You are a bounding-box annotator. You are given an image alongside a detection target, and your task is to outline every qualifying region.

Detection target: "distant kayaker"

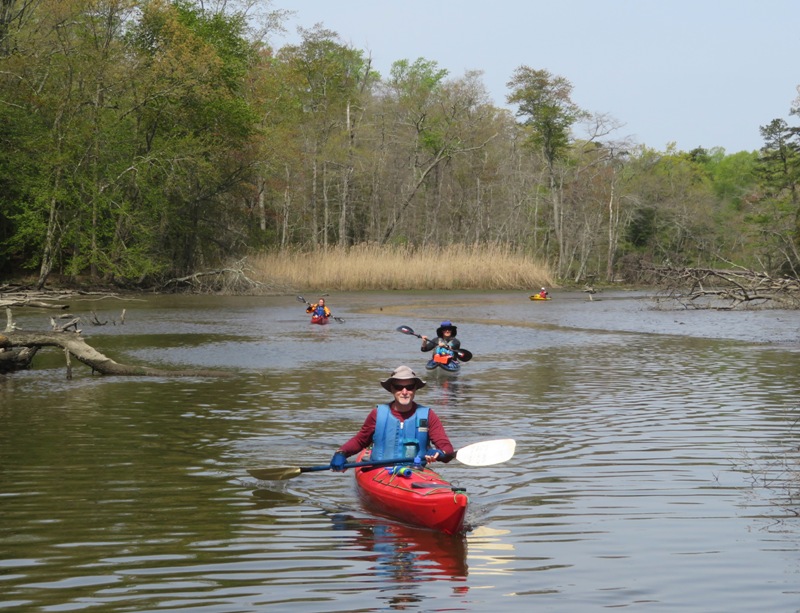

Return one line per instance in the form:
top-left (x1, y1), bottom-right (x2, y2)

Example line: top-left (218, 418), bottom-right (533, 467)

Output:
top-left (306, 298), bottom-right (332, 319)
top-left (329, 365), bottom-right (455, 471)
top-left (537, 287), bottom-right (549, 299)
top-left (420, 320), bottom-right (461, 370)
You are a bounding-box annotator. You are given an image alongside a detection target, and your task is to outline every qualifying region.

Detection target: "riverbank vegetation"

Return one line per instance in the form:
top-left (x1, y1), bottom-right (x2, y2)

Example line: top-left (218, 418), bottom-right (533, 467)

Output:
top-left (2, 1), bottom-right (800, 296)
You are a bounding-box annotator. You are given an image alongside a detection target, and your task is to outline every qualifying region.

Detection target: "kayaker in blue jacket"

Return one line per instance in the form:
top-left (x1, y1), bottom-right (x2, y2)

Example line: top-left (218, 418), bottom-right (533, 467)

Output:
top-left (330, 365), bottom-right (454, 471)
top-left (306, 298), bottom-right (332, 319)
top-left (420, 320), bottom-right (461, 369)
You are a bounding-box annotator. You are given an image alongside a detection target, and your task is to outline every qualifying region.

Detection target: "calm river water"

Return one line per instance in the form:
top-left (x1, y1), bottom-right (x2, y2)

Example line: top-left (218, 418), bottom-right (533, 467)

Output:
top-left (2, 290), bottom-right (800, 612)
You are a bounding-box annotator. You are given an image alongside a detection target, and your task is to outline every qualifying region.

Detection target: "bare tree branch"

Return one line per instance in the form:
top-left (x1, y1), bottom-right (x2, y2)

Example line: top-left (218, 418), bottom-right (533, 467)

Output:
top-left (643, 264), bottom-right (800, 310)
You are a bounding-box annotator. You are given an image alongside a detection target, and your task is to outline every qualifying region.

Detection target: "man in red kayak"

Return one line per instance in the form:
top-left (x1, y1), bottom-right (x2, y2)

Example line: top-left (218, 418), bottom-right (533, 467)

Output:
top-left (306, 298), bottom-right (332, 319)
top-left (330, 365), bottom-right (455, 471)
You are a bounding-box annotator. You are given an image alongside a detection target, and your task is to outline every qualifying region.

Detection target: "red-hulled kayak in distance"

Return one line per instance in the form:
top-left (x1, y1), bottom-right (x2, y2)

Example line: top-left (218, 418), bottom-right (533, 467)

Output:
top-left (354, 450), bottom-right (468, 535)
top-left (310, 314), bottom-right (329, 325)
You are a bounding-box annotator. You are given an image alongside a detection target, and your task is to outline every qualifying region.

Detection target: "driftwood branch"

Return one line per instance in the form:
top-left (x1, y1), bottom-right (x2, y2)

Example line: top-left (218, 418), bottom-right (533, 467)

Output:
top-left (1, 330), bottom-right (233, 377)
top-left (161, 258), bottom-right (265, 294)
top-left (1, 292), bottom-right (228, 377)
top-left (1, 287), bottom-right (134, 328)
top-left (0, 299), bottom-right (69, 309)
top-left (50, 316), bottom-right (81, 332)
top-left (90, 311), bottom-right (107, 325)
top-left (643, 264), bottom-right (800, 310)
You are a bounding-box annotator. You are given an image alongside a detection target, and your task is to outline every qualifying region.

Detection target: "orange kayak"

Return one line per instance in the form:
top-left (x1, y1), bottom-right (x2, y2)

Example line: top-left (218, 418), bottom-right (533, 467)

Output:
top-left (354, 450), bottom-right (468, 535)
top-left (310, 314), bottom-right (329, 325)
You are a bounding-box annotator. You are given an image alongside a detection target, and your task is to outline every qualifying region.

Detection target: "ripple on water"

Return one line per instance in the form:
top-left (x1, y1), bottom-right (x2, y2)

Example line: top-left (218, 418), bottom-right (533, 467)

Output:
top-left (2, 293), bottom-right (800, 612)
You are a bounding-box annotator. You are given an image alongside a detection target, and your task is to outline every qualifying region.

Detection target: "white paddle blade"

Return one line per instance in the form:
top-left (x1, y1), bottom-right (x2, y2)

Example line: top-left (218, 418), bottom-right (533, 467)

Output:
top-left (455, 439), bottom-right (516, 466)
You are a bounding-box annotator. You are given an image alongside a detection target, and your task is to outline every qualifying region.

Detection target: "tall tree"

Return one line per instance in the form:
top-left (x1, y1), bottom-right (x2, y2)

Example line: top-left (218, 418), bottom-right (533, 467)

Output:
top-left (243, 46), bottom-right (305, 247)
top-left (751, 118), bottom-right (800, 273)
top-left (1, 0), bottom-right (268, 286)
top-left (278, 25), bottom-right (372, 248)
top-left (0, 0), bottom-right (142, 288)
top-left (122, 0), bottom-right (261, 276)
top-left (507, 66), bottom-right (585, 274)
top-left (377, 60), bottom-right (497, 244)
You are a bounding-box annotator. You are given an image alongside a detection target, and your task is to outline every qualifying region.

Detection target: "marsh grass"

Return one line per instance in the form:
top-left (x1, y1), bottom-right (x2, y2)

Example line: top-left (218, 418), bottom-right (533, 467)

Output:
top-left (248, 244), bottom-right (553, 291)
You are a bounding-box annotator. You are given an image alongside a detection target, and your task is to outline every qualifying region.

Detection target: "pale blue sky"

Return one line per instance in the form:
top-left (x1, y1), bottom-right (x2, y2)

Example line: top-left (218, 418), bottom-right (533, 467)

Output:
top-left (273, 1), bottom-right (799, 153)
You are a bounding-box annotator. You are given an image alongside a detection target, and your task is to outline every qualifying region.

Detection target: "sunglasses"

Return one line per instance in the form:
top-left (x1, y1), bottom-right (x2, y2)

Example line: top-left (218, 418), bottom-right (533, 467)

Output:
top-left (391, 383), bottom-right (417, 392)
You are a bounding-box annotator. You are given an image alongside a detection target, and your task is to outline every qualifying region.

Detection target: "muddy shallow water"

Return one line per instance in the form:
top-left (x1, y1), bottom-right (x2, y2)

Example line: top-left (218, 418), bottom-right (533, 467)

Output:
top-left (1, 290), bottom-right (800, 612)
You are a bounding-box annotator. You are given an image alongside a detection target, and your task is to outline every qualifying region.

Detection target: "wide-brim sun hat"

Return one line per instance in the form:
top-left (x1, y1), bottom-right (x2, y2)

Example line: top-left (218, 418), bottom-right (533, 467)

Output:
top-left (436, 320), bottom-right (457, 338)
top-left (380, 365), bottom-right (426, 392)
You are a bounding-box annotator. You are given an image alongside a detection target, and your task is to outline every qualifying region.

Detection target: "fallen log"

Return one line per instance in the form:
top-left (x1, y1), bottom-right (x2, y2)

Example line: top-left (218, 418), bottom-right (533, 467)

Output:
top-left (161, 258), bottom-right (265, 293)
top-left (1, 331), bottom-right (233, 377)
top-left (643, 263), bottom-right (800, 310)
top-left (0, 299), bottom-right (69, 309)
top-left (2, 290), bottom-right (228, 377)
top-left (0, 345), bottom-right (39, 372)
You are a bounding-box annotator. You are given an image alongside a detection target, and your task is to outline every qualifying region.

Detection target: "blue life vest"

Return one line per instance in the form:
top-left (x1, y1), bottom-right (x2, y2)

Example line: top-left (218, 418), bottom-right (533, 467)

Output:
top-left (433, 338), bottom-right (459, 359)
top-left (371, 404), bottom-right (430, 461)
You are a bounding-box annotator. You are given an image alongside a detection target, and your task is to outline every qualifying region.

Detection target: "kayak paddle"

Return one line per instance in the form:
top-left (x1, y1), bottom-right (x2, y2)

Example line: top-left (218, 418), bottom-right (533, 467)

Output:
top-left (297, 294), bottom-right (344, 323)
top-left (396, 325), bottom-right (473, 362)
top-left (247, 438), bottom-right (515, 481)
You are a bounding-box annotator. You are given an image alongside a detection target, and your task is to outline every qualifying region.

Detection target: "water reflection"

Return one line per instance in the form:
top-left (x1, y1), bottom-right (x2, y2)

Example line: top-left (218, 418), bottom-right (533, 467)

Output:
top-left (250, 486), bottom-right (305, 506)
top-left (466, 526), bottom-right (515, 577)
top-left (3, 292), bottom-right (800, 612)
top-left (331, 514), bottom-right (468, 581)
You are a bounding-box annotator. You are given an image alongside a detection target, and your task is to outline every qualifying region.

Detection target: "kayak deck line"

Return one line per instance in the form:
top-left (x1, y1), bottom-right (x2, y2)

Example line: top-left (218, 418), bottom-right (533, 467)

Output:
top-left (411, 482), bottom-right (467, 492)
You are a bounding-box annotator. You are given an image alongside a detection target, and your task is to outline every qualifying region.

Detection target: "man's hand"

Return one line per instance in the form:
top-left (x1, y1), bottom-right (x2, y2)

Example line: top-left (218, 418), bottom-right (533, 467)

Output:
top-left (330, 451), bottom-right (347, 472)
top-left (424, 449), bottom-right (445, 463)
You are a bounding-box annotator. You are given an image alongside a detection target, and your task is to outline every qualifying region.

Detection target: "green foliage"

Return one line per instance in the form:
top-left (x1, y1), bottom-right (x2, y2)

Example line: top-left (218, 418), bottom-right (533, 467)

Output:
top-left (0, 0), bottom-right (269, 284)
top-left (0, 104), bottom-right (42, 272)
top-left (506, 66), bottom-right (585, 165)
top-left (704, 149), bottom-right (759, 208)
top-left (172, 0), bottom-right (253, 89)
top-left (279, 25), bottom-right (369, 116)
top-left (2, 0), bottom-right (800, 287)
top-left (744, 118), bottom-right (800, 273)
top-left (626, 207), bottom-right (657, 248)
top-left (386, 57), bottom-right (453, 158)
top-left (614, 147), bottom-right (721, 268)
top-left (388, 58), bottom-right (449, 102)
top-left (757, 119), bottom-right (800, 196)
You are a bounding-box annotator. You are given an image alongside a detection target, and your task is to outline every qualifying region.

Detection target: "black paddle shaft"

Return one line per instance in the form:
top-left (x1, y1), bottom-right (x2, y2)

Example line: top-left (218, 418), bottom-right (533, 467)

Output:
top-left (396, 325), bottom-right (472, 362)
top-left (299, 295), bottom-right (344, 323)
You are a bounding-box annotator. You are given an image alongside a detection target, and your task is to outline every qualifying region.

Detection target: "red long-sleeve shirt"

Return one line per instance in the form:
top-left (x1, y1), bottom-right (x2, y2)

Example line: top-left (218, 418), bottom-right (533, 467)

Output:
top-left (337, 402), bottom-right (454, 460)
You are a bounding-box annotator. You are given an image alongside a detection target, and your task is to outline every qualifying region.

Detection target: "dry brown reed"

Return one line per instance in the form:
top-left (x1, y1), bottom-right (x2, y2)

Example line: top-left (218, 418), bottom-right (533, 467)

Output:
top-left (248, 244), bottom-right (554, 291)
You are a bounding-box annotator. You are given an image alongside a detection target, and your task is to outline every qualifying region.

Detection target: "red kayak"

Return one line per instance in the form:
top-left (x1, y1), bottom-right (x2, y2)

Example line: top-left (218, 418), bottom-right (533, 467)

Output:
top-left (310, 314), bottom-right (329, 325)
top-left (354, 450), bottom-right (468, 535)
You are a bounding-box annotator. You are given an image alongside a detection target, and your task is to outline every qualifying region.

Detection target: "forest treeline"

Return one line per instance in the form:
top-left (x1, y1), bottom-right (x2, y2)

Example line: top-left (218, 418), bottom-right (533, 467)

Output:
top-left (2, 0), bottom-right (800, 290)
